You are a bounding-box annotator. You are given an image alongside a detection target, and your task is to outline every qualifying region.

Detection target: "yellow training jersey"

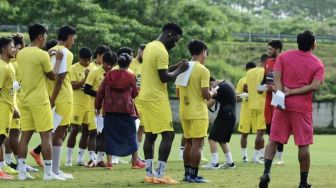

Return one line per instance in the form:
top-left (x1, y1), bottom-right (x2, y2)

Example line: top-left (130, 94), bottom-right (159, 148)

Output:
top-left (138, 41), bottom-right (169, 101)
top-left (17, 47), bottom-right (53, 106)
top-left (129, 58), bottom-right (142, 89)
top-left (112, 65), bottom-right (134, 74)
top-left (177, 62), bottom-right (210, 120)
top-left (85, 66), bottom-right (106, 108)
top-left (70, 62), bottom-right (96, 109)
top-left (245, 67), bottom-right (266, 110)
top-left (0, 60), bottom-right (15, 106)
top-left (48, 45), bottom-right (73, 104)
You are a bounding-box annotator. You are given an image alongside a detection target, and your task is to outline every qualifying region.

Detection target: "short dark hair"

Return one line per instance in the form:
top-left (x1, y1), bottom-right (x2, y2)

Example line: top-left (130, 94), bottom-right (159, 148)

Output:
top-left (268, 40), bottom-right (283, 51)
top-left (118, 53), bottom-right (132, 68)
top-left (245, 61), bottom-right (256, 70)
top-left (139, 44), bottom-right (146, 51)
top-left (28, 23), bottom-right (48, 42)
top-left (58, 25), bottom-right (76, 41)
top-left (45, 39), bottom-right (58, 51)
top-left (94, 45), bottom-right (111, 58)
top-left (188, 40), bottom-right (207, 56)
top-left (117, 47), bottom-right (134, 56)
top-left (260, 54), bottom-right (269, 62)
top-left (102, 51), bottom-right (118, 65)
top-left (12, 35), bottom-right (24, 47)
top-left (297, 30), bottom-right (315, 52)
top-left (79, 47), bottom-right (92, 59)
top-left (162, 22), bottom-right (183, 36)
top-left (210, 76), bottom-right (216, 82)
top-left (0, 37), bottom-right (13, 53)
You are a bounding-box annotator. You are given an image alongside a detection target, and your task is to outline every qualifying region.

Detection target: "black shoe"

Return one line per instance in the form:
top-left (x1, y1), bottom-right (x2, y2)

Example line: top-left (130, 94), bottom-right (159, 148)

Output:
top-left (183, 175), bottom-right (190, 182)
top-left (259, 174), bottom-right (270, 188)
top-left (298, 183), bottom-right (312, 188)
top-left (9, 163), bottom-right (17, 170)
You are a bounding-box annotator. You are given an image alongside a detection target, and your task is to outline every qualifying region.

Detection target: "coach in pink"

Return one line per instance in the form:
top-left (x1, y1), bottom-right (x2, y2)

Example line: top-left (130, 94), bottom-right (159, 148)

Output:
top-left (259, 30), bottom-right (325, 188)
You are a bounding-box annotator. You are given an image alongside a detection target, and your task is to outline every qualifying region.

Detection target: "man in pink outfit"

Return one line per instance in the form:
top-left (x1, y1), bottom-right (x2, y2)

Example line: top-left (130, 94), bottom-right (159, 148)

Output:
top-left (259, 30), bottom-right (325, 188)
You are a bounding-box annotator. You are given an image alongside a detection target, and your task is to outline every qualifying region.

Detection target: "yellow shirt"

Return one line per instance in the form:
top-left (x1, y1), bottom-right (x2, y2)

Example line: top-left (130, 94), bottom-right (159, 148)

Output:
top-left (236, 76), bottom-right (248, 104)
top-left (245, 67), bottom-right (266, 110)
top-left (85, 66), bottom-right (106, 107)
top-left (17, 47), bottom-right (53, 106)
top-left (10, 59), bottom-right (20, 108)
top-left (138, 41), bottom-right (169, 101)
top-left (91, 61), bottom-right (100, 69)
top-left (48, 45), bottom-right (73, 104)
top-left (177, 62), bottom-right (210, 119)
top-left (0, 60), bottom-right (15, 106)
top-left (70, 62), bottom-right (95, 109)
top-left (112, 65), bottom-right (133, 74)
top-left (129, 58), bottom-right (142, 89)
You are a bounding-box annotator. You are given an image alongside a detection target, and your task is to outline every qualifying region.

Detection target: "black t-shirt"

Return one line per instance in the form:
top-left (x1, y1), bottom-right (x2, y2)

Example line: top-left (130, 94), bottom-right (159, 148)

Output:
top-left (212, 80), bottom-right (236, 119)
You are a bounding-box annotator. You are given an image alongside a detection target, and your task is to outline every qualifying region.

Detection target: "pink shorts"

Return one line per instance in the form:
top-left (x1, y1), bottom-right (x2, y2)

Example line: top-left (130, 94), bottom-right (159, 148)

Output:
top-left (270, 109), bottom-right (313, 146)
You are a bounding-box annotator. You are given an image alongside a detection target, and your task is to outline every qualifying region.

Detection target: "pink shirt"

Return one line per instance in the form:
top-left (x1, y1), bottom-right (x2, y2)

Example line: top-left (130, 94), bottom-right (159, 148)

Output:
top-left (274, 50), bottom-right (324, 113)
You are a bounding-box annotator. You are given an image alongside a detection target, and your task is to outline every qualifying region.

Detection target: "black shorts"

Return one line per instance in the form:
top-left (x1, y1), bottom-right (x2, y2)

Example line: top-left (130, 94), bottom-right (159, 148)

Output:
top-left (209, 105), bottom-right (236, 143)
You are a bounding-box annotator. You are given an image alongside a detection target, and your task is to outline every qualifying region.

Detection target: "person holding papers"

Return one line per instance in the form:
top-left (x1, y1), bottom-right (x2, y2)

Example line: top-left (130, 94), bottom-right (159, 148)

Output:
top-left (48, 25), bottom-right (76, 180)
top-left (95, 53), bottom-right (144, 170)
top-left (245, 54), bottom-right (269, 163)
top-left (176, 40), bottom-right (215, 183)
top-left (16, 24), bottom-right (63, 181)
top-left (259, 31), bottom-right (324, 188)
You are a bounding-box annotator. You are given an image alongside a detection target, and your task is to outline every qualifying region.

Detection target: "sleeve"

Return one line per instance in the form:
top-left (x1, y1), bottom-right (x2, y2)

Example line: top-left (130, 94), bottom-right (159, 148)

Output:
top-left (95, 77), bottom-right (106, 110)
top-left (200, 68), bottom-right (210, 88)
top-left (157, 49), bottom-right (169, 70)
top-left (85, 70), bottom-right (95, 86)
top-left (70, 66), bottom-right (77, 82)
top-left (274, 55), bottom-right (283, 73)
top-left (41, 52), bottom-right (53, 73)
top-left (66, 52), bottom-right (73, 73)
top-left (0, 66), bottom-right (8, 88)
top-left (131, 75), bottom-right (138, 98)
top-left (313, 62), bottom-right (325, 81)
top-left (84, 84), bottom-right (97, 97)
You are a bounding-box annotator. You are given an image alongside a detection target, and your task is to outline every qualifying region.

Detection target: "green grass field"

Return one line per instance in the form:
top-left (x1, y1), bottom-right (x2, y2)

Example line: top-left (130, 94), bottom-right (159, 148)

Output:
top-left (2, 134), bottom-right (335, 188)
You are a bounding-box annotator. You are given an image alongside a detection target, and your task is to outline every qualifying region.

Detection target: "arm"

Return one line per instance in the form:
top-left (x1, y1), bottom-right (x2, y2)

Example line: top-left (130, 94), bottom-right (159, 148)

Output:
top-left (84, 84), bottom-right (97, 97)
top-left (274, 70), bottom-right (283, 92)
top-left (284, 79), bottom-right (322, 96)
top-left (95, 78), bottom-right (106, 112)
top-left (50, 72), bottom-right (67, 107)
top-left (46, 50), bottom-right (63, 81)
top-left (207, 98), bottom-right (216, 108)
top-left (131, 76), bottom-right (138, 98)
top-left (158, 60), bottom-right (189, 83)
top-left (72, 69), bottom-right (89, 90)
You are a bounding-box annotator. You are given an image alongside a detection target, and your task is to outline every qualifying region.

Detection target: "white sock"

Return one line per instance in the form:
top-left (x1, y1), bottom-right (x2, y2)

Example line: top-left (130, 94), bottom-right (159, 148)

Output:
top-left (97, 152), bottom-right (105, 162)
top-left (211, 152), bottom-right (219, 164)
top-left (145, 159), bottom-right (154, 177)
top-left (18, 158), bottom-right (27, 174)
top-left (66, 147), bottom-right (74, 163)
top-left (52, 146), bottom-right (61, 174)
top-left (179, 146), bottom-right (184, 159)
top-left (4, 154), bottom-right (12, 164)
top-left (225, 152), bottom-right (234, 164)
top-left (44, 160), bottom-right (52, 176)
top-left (253, 150), bottom-right (259, 161)
top-left (259, 148), bottom-right (265, 158)
top-left (276, 151), bottom-right (283, 160)
top-left (156, 161), bottom-right (166, 178)
top-left (89, 151), bottom-right (96, 162)
top-left (77, 148), bottom-right (85, 162)
top-left (0, 161), bottom-right (5, 168)
top-left (241, 148), bottom-right (248, 158)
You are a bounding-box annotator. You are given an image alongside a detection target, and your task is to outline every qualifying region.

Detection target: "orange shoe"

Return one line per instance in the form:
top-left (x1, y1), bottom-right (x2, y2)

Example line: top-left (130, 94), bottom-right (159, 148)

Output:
top-left (0, 171), bottom-right (14, 180)
top-left (153, 176), bottom-right (179, 184)
top-left (144, 176), bottom-right (154, 183)
top-left (29, 150), bottom-right (43, 167)
top-left (106, 162), bottom-right (113, 170)
top-left (132, 160), bottom-right (145, 169)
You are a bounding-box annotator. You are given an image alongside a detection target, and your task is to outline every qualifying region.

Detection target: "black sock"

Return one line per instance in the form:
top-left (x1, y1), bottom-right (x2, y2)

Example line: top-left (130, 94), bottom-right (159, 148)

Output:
top-left (184, 165), bottom-right (190, 176)
top-left (263, 159), bottom-right (273, 175)
top-left (189, 167), bottom-right (199, 178)
top-left (33, 145), bottom-right (42, 154)
top-left (277, 143), bottom-right (284, 152)
top-left (300, 172), bottom-right (309, 185)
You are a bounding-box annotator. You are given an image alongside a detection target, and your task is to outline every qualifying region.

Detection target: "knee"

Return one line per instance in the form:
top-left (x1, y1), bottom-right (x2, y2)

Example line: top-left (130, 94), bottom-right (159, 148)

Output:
top-left (162, 131), bottom-right (175, 142)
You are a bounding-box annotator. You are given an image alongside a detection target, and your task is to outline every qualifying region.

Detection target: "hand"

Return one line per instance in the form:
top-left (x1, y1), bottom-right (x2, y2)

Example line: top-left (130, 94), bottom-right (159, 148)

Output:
top-left (48, 49), bottom-right (56, 57)
top-left (13, 109), bottom-right (20, 119)
top-left (210, 87), bottom-right (218, 98)
top-left (84, 69), bottom-right (90, 77)
top-left (178, 60), bottom-right (189, 73)
top-left (276, 104), bottom-right (285, 111)
top-left (95, 109), bottom-right (100, 116)
top-left (50, 98), bottom-right (55, 108)
top-left (55, 50), bottom-right (64, 61)
top-left (267, 84), bottom-right (275, 91)
top-left (283, 86), bottom-right (291, 96)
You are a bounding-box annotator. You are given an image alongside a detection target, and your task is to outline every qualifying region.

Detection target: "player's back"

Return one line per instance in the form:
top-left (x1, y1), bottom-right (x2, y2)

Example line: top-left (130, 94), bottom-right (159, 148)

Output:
top-left (246, 67), bottom-right (265, 110)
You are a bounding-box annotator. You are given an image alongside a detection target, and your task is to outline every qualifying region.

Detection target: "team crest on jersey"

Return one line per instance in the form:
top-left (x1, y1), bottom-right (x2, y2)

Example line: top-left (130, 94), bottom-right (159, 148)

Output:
top-left (74, 116), bottom-right (78, 121)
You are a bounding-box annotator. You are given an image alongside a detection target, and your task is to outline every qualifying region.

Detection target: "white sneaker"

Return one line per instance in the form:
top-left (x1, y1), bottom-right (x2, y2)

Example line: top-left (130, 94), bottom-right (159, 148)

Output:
top-left (242, 156), bottom-right (249, 162)
top-left (252, 158), bottom-right (264, 164)
top-left (201, 162), bottom-right (220, 170)
top-left (26, 165), bottom-right (39, 172)
top-left (118, 158), bottom-right (129, 164)
top-left (18, 172), bottom-right (35, 180)
top-left (111, 157), bottom-right (119, 164)
top-left (65, 161), bottom-right (72, 167)
top-left (43, 172), bottom-right (66, 181)
top-left (275, 160), bottom-right (284, 165)
top-left (219, 162), bottom-right (237, 169)
top-left (57, 170), bottom-right (74, 179)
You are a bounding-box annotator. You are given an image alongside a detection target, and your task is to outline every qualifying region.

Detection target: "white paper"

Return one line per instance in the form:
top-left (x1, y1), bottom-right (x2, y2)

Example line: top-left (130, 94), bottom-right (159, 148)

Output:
top-left (212, 86), bottom-right (220, 92)
top-left (51, 48), bottom-right (68, 74)
top-left (135, 118), bottom-right (140, 132)
top-left (271, 90), bottom-right (286, 109)
top-left (237, 92), bottom-right (249, 98)
top-left (257, 84), bottom-right (268, 92)
top-left (96, 115), bottom-right (104, 133)
top-left (52, 107), bottom-right (62, 132)
top-left (175, 61), bottom-right (197, 86)
top-left (13, 80), bottom-right (20, 91)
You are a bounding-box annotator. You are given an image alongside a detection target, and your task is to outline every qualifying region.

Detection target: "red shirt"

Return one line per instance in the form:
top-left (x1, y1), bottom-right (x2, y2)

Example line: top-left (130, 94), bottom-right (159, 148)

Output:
top-left (274, 50), bottom-right (324, 113)
top-left (95, 69), bottom-right (138, 116)
top-left (264, 58), bottom-right (276, 124)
